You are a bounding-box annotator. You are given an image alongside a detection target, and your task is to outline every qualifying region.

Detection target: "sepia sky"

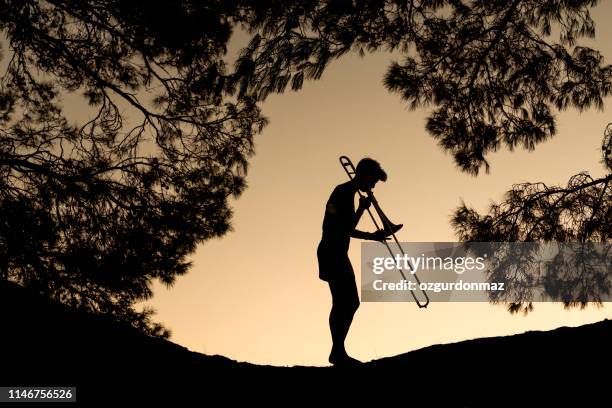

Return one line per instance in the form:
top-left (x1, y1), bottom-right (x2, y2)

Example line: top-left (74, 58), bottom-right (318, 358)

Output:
top-left (141, 3), bottom-right (612, 366)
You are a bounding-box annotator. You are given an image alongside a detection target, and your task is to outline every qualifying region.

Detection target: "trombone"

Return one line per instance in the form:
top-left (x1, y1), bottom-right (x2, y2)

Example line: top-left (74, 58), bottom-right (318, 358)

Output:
top-left (339, 156), bottom-right (429, 308)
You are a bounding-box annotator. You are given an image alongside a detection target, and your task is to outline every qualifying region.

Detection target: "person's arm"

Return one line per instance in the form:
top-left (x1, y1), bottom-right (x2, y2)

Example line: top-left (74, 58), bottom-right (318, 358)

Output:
top-left (351, 228), bottom-right (391, 241)
top-left (350, 196), bottom-right (369, 228)
top-left (326, 188), bottom-right (387, 241)
top-left (351, 229), bottom-right (374, 240)
top-left (349, 196), bottom-right (388, 241)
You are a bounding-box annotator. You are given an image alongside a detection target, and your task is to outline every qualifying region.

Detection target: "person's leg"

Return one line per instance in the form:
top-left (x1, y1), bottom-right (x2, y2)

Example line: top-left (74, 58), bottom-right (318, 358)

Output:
top-left (328, 300), bottom-right (345, 357)
top-left (329, 295), bottom-right (351, 358)
top-left (328, 274), bottom-right (360, 364)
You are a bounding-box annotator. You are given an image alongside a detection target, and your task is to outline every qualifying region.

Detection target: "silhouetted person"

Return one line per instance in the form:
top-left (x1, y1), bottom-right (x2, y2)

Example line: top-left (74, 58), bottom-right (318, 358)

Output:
top-left (317, 158), bottom-right (390, 366)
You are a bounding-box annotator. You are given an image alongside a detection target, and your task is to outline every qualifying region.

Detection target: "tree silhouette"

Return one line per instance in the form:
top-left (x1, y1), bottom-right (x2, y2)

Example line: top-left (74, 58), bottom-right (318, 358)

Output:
top-left (235, 0), bottom-right (611, 174)
top-left (452, 125), bottom-right (611, 313)
top-left (0, 1), bottom-right (266, 336)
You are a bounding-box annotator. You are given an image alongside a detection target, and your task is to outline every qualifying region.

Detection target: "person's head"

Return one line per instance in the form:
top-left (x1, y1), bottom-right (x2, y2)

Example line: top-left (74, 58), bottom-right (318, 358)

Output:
top-left (354, 158), bottom-right (387, 192)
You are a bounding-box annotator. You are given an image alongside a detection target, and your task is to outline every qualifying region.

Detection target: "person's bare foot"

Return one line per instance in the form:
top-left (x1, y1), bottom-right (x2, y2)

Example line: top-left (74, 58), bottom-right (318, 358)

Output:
top-left (328, 350), bottom-right (341, 365)
top-left (329, 350), bottom-right (362, 366)
top-left (339, 355), bottom-right (362, 366)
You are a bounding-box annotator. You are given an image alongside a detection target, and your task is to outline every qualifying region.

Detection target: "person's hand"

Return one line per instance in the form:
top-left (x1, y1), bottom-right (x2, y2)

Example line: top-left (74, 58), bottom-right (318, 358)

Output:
top-left (371, 229), bottom-right (391, 241)
top-left (358, 195), bottom-right (372, 211)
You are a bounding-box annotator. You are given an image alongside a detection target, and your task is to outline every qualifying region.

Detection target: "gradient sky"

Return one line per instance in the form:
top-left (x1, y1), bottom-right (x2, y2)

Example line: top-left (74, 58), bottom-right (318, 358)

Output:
top-left (140, 3), bottom-right (612, 366)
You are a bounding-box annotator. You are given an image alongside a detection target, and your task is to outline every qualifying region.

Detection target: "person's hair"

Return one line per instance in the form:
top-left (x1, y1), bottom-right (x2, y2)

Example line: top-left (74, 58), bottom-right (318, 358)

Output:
top-left (355, 158), bottom-right (387, 182)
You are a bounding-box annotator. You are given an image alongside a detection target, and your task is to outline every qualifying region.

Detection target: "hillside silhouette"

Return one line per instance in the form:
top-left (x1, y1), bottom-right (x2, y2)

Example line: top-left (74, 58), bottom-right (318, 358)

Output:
top-left (2, 280), bottom-right (608, 405)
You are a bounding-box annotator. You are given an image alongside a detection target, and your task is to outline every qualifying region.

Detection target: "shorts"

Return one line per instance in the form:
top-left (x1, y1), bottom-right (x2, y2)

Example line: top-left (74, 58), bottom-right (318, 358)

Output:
top-left (317, 241), bottom-right (359, 311)
top-left (317, 241), bottom-right (352, 281)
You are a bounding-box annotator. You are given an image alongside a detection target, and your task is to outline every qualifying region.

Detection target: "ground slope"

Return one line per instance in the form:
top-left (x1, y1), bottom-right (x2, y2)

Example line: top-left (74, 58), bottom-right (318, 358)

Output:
top-left (2, 280), bottom-right (609, 405)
